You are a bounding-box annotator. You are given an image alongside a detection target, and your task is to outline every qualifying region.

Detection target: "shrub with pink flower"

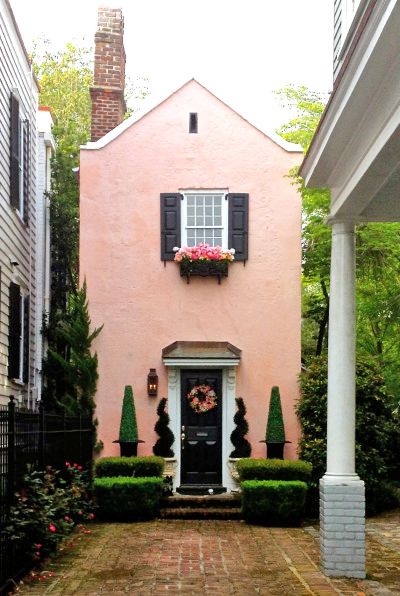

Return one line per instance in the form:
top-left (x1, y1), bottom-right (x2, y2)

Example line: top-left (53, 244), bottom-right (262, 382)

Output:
top-left (173, 243), bottom-right (235, 263)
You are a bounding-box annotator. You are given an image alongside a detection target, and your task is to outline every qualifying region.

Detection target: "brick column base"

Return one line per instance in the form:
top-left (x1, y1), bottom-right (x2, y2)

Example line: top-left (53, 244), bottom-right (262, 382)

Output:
top-left (320, 476), bottom-right (365, 578)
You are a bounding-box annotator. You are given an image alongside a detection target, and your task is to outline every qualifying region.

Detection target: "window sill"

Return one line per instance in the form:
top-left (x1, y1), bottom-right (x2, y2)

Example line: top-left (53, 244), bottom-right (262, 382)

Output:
top-left (11, 378), bottom-right (26, 387)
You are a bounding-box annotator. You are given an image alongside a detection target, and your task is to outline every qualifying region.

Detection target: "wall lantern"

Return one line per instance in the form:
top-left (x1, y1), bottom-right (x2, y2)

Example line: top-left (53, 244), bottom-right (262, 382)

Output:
top-left (147, 368), bottom-right (158, 396)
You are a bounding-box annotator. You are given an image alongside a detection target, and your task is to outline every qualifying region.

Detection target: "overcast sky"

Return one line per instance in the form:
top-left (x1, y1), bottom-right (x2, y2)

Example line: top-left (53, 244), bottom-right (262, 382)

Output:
top-left (10, 0), bottom-right (334, 130)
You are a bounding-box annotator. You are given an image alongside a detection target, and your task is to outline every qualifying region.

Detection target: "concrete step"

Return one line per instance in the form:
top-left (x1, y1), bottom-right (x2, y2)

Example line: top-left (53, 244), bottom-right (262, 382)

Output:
top-left (159, 506), bottom-right (242, 520)
top-left (161, 493), bottom-right (241, 509)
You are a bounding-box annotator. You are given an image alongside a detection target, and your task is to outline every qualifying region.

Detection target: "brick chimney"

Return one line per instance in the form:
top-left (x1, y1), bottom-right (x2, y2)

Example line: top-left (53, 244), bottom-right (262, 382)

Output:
top-left (90, 7), bottom-right (126, 141)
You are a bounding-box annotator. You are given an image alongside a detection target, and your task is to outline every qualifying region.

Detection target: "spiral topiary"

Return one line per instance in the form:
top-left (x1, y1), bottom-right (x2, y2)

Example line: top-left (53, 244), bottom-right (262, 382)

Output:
top-left (230, 397), bottom-right (251, 458)
top-left (153, 398), bottom-right (175, 457)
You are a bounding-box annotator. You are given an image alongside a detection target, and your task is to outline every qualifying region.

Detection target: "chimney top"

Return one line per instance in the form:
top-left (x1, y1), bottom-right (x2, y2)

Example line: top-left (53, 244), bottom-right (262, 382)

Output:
top-left (90, 6), bottom-right (126, 141)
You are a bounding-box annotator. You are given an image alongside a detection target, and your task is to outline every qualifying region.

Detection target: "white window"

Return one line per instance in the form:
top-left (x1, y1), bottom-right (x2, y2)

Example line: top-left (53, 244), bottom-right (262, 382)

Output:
top-left (181, 191), bottom-right (228, 248)
top-left (342, 0), bottom-right (362, 42)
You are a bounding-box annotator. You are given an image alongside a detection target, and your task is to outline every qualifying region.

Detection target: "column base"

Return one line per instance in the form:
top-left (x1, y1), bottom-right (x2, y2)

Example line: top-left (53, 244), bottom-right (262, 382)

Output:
top-left (320, 475), bottom-right (365, 579)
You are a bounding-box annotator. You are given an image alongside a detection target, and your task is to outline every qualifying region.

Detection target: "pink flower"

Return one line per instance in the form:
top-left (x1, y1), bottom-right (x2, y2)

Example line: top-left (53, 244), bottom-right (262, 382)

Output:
top-left (89, 513), bottom-right (95, 519)
top-left (49, 523), bottom-right (56, 533)
top-left (65, 462), bottom-right (70, 467)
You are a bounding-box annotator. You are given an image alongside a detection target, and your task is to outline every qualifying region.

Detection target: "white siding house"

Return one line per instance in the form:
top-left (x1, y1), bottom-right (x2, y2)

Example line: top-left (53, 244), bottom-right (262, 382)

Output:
top-left (301, 0), bottom-right (400, 581)
top-left (0, 0), bottom-right (53, 408)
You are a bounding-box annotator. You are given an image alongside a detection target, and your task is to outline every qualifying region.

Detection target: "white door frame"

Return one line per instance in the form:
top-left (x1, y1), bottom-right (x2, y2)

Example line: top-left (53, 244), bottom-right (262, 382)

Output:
top-left (164, 363), bottom-right (239, 492)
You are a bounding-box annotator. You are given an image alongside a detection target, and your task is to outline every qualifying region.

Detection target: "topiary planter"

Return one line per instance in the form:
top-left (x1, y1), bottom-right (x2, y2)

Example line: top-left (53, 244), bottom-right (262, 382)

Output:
top-left (266, 442), bottom-right (285, 460)
top-left (113, 440), bottom-right (145, 457)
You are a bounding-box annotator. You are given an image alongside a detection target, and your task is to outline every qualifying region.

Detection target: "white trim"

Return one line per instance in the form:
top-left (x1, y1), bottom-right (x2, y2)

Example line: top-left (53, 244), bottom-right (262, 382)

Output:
top-left (166, 364), bottom-right (237, 492)
top-left (180, 190), bottom-right (229, 249)
top-left (81, 78), bottom-right (302, 153)
top-left (164, 358), bottom-right (240, 368)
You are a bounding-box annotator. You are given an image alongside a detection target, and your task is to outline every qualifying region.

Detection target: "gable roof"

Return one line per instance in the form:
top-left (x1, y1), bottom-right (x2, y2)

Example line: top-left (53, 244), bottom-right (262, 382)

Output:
top-left (82, 78), bottom-right (302, 153)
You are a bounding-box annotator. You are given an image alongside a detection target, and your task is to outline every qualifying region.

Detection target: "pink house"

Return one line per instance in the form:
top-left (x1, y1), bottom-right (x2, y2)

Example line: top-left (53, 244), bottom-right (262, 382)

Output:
top-left (80, 8), bottom-right (302, 492)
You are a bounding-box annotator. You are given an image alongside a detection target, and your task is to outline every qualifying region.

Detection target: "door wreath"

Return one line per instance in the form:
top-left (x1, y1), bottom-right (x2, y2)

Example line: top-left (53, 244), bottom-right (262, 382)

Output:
top-left (187, 384), bottom-right (217, 413)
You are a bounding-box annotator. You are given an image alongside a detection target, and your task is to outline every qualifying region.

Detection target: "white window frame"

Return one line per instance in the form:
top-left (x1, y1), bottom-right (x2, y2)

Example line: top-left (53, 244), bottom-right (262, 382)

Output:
top-left (341, 0), bottom-right (362, 51)
top-left (17, 290), bottom-right (25, 382)
top-left (180, 190), bottom-right (229, 249)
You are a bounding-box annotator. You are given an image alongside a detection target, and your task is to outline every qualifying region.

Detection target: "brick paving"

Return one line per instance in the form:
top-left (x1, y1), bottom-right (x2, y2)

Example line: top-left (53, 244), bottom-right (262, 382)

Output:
top-left (14, 510), bottom-right (400, 595)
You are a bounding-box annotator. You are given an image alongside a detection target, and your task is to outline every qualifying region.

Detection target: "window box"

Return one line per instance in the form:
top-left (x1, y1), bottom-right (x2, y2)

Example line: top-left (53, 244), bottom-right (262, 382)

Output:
top-left (180, 259), bottom-right (228, 284)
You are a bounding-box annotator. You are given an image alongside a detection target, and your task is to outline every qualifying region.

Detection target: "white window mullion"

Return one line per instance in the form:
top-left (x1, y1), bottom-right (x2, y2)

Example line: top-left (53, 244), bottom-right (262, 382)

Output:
top-left (19, 293), bottom-right (24, 381)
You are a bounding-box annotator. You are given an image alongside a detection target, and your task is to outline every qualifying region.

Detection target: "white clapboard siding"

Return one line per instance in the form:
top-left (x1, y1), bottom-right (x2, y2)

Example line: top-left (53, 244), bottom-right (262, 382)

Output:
top-left (0, 0), bottom-right (39, 407)
top-left (333, 0), bottom-right (343, 80)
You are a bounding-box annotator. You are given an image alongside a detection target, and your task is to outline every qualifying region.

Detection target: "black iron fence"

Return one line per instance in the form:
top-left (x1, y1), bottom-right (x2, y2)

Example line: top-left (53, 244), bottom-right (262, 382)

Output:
top-left (0, 396), bottom-right (93, 592)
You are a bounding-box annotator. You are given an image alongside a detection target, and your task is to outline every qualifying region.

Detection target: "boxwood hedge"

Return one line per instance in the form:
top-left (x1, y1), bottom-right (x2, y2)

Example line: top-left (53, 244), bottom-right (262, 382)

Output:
top-left (241, 480), bottom-right (307, 525)
top-left (236, 458), bottom-right (312, 483)
top-left (95, 456), bottom-right (164, 478)
top-left (94, 476), bottom-right (163, 520)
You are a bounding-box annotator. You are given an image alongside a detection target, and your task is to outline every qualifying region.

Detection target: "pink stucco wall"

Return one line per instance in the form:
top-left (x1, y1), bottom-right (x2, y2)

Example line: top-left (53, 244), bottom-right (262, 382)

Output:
top-left (80, 80), bottom-right (302, 460)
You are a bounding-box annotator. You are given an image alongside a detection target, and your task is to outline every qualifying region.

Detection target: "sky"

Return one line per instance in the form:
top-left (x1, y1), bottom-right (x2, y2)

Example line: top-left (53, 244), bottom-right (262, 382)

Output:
top-left (10, 0), bottom-right (334, 131)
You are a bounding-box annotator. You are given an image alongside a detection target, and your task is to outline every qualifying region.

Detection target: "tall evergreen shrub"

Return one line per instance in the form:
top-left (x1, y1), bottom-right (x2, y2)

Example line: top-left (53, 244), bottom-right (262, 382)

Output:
top-left (153, 398), bottom-right (175, 457)
top-left (266, 386), bottom-right (285, 443)
top-left (119, 386), bottom-right (138, 443)
top-left (230, 397), bottom-right (251, 458)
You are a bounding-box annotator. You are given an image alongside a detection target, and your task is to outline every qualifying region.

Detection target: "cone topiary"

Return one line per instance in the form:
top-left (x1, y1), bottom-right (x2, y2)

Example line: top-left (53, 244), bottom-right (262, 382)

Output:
top-left (119, 385), bottom-right (138, 443)
top-left (230, 397), bottom-right (251, 458)
top-left (266, 386), bottom-right (285, 443)
top-left (153, 398), bottom-right (175, 457)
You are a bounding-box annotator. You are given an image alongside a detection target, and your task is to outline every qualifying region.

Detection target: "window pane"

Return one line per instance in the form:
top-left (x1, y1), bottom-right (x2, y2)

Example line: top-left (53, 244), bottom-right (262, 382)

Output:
top-left (213, 196), bottom-right (222, 207)
top-left (214, 216), bottom-right (222, 226)
top-left (205, 216), bottom-right (213, 226)
top-left (214, 206), bottom-right (221, 216)
top-left (205, 196), bottom-right (212, 206)
top-left (196, 196), bottom-right (204, 206)
top-left (187, 216), bottom-right (195, 226)
top-left (196, 205), bottom-right (203, 215)
top-left (187, 206), bottom-right (194, 216)
top-left (187, 196), bottom-right (195, 206)
top-left (205, 206), bottom-right (212, 216)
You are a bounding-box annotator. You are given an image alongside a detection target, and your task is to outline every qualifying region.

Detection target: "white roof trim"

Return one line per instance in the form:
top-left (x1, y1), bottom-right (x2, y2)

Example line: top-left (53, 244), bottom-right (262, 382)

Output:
top-left (163, 358), bottom-right (240, 368)
top-left (81, 78), bottom-right (302, 153)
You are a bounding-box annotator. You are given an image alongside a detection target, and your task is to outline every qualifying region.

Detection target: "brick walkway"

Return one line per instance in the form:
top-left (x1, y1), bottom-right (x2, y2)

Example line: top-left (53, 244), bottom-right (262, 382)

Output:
top-left (14, 510), bottom-right (400, 595)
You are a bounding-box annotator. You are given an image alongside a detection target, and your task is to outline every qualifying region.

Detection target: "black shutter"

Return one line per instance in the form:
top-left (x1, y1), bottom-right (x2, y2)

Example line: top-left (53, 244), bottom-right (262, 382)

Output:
top-left (228, 193), bottom-right (249, 261)
top-left (8, 282), bottom-right (21, 379)
top-left (23, 119), bottom-right (30, 224)
top-left (10, 93), bottom-right (20, 209)
top-left (160, 193), bottom-right (182, 260)
top-left (23, 295), bottom-right (30, 383)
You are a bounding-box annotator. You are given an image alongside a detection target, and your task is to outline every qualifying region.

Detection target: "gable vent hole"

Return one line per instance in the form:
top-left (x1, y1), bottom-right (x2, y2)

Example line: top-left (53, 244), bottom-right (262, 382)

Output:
top-left (189, 112), bottom-right (198, 133)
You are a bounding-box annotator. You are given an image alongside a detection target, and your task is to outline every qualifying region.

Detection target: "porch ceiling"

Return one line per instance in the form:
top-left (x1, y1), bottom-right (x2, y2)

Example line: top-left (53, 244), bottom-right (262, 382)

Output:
top-left (301, 0), bottom-right (400, 222)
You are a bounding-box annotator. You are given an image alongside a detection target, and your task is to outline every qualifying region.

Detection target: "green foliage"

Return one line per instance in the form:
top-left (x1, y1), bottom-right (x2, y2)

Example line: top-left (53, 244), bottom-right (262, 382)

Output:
top-left (3, 464), bottom-right (94, 562)
top-left (43, 282), bottom-right (102, 415)
top-left (95, 456), bottom-right (164, 478)
top-left (297, 356), bottom-right (400, 515)
top-left (94, 477), bottom-right (163, 520)
top-left (236, 458), bottom-right (312, 483)
top-left (266, 387), bottom-right (285, 443)
top-left (241, 480), bottom-right (307, 525)
top-left (119, 386), bottom-right (138, 443)
top-left (230, 397), bottom-right (251, 458)
top-left (277, 86), bottom-right (400, 399)
top-left (153, 398), bottom-right (175, 458)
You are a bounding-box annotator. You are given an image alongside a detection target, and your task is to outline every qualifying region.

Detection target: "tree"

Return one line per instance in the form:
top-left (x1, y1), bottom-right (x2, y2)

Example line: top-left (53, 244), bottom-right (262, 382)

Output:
top-left (153, 398), bottom-right (175, 457)
top-left (266, 387), bottom-right (285, 444)
top-left (43, 281), bottom-right (102, 415)
top-left (277, 85), bottom-right (400, 397)
top-left (230, 398), bottom-right (251, 458)
top-left (119, 386), bottom-right (138, 443)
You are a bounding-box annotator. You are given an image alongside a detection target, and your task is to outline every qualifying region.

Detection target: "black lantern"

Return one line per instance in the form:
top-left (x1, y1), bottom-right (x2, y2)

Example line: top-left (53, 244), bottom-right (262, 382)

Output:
top-left (147, 368), bottom-right (158, 396)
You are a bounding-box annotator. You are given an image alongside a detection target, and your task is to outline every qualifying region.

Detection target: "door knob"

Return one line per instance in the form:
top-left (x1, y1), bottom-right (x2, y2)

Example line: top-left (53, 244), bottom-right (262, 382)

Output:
top-left (181, 430), bottom-right (186, 449)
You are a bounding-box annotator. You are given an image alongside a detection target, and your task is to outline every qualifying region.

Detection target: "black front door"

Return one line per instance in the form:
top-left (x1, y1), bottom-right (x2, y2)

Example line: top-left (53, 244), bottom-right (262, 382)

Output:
top-left (181, 369), bottom-right (222, 486)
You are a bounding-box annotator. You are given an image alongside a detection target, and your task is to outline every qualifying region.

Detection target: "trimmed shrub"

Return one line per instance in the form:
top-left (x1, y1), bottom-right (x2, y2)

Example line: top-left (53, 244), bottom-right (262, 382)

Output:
top-left (119, 385), bottom-right (138, 442)
top-left (266, 386), bottom-right (285, 443)
top-left (95, 456), bottom-right (164, 478)
top-left (230, 397), bottom-right (251, 458)
top-left (94, 477), bottom-right (163, 520)
top-left (241, 480), bottom-right (307, 525)
top-left (236, 458), bottom-right (312, 483)
top-left (153, 398), bottom-right (175, 457)
top-left (297, 356), bottom-right (400, 515)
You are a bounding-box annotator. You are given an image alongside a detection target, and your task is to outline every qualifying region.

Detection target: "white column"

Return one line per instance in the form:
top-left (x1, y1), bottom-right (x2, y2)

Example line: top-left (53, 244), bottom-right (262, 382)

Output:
top-left (326, 220), bottom-right (357, 478)
top-left (320, 220), bottom-right (365, 579)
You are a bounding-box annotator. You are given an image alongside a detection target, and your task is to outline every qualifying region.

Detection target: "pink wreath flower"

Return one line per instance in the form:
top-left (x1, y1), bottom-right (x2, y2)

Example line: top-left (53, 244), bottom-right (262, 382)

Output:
top-left (187, 384), bottom-right (218, 413)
